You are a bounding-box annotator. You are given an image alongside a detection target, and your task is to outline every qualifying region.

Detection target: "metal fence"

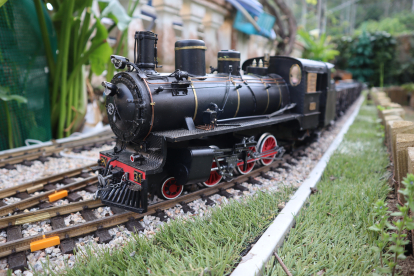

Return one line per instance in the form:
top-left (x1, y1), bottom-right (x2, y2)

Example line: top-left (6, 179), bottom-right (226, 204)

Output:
top-left (0, 0), bottom-right (53, 150)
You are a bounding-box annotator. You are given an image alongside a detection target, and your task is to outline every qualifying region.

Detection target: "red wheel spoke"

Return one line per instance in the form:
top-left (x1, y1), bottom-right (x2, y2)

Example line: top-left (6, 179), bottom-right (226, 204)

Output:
top-left (259, 135), bottom-right (277, 166)
top-left (161, 177), bottom-right (183, 199)
top-left (237, 146), bottom-right (256, 174)
top-left (203, 161), bottom-right (223, 187)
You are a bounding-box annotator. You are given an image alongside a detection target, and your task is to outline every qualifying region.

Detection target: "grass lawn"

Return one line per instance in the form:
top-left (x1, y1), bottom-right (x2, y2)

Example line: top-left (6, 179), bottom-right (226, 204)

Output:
top-left (264, 102), bottom-right (390, 275)
top-left (39, 186), bottom-right (294, 275)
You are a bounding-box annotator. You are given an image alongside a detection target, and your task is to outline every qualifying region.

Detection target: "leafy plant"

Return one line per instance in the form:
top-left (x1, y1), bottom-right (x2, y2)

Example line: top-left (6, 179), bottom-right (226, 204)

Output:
top-left (386, 174), bottom-right (414, 276)
top-left (336, 29), bottom-right (397, 87)
top-left (33, 0), bottom-right (113, 138)
top-left (347, 30), bottom-right (374, 83)
top-left (401, 83), bottom-right (414, 94)
top-left (368, 199), bottom-right (390, 271)
top-left (371, 31), bottom-right (396, 88)
top-left (358, 18), bottom-right (406, 36)
top-left (100, 0), bottom-right (139, 82)
top-left (0, 0), bottom-right (7, 8)
top-left (355, 12), bottom-right (414, 36)
top-left (377, 105), bottom-right (386, 112)
top-left (297, 29), bottom-right (340, 62)
top-left (34, 0), bottom-right (138, 138)
top-left (369, 174), bottom-right (414, 276)
top-left (0, 85), bottom-right (27, 149)
top-left (333, 36), bottom-right (353, 70)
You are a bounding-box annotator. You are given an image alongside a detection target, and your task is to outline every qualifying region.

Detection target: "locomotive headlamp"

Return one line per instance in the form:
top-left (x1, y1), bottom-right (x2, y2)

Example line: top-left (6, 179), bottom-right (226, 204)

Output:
top-left (102, 81), bottom-right (118, 97)
top-left (111, 55), bottom-right (129, 69)
top-left (130, 154), bottom-right (145, 165)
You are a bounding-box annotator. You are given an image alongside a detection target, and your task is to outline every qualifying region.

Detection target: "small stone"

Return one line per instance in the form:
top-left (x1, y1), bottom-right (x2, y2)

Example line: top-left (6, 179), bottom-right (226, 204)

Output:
top-left (129, 251), bottom-right (136, 257)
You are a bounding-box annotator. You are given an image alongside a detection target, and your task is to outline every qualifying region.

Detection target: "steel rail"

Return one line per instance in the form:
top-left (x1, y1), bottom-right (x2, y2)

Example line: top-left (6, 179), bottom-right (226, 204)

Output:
top-left (0, 166), bottom-right (95, 199)
top-left (0, 130), bottom-right (113, 159)
top-left (0, 135), bottom-right (113, 168)
top-left (0, 199), bottom-right (103, 229)
top-left (0, 176), bottom-right (98, 217)
top-left (0, 157), bottom-right (288, 258)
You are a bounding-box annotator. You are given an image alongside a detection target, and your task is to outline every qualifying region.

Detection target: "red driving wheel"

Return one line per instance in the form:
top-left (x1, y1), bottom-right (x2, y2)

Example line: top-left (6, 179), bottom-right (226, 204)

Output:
top-left (259, 135), bottom-right (277, 166)
top-left (236, 146), bottom-right (256, 174)
top-left (203, 161), bottom-right (223, 187)
top-left (160, 177), bottom-right (183, 199)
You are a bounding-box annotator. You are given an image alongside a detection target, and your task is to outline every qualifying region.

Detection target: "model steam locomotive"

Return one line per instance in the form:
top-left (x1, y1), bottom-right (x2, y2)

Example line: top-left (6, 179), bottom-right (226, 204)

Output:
top-left (95, 31), bottom-right (362, 213)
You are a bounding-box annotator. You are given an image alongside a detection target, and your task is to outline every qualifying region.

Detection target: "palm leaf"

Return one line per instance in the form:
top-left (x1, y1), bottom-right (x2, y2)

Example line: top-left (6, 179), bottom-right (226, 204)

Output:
top-left (0, 0), bottom-right (8, 8)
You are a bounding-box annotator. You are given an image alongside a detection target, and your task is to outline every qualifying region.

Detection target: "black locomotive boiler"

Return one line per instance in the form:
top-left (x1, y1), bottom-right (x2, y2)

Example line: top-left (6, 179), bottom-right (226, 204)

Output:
top-left (95, 31), bottom-right (361, 213)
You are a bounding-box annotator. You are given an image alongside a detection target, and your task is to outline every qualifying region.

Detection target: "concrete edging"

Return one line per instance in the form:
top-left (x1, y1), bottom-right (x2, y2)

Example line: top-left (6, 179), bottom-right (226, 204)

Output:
top-left (231, 95), bottom-right (365, 276)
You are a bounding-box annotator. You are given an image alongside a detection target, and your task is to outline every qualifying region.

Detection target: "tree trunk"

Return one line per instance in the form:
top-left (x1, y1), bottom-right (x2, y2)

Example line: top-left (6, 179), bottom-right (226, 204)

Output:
top-left (340, 0), bottom-right (345, 23)
top-left (385, 0), bottom-right (390, 17)
top-left (262, 0), bottom-right (286, 39)
top-left (322, 0), bottom-right (327, 34)
top-left (301, 0), bottom-right (307, 27)
top-left (350, 2), bottom-right (356, 34)
top-left (317, 0), bottom-right (322, 33)
top-left (273, 0), bottom-right (297, 55)
top-left (262, 0), bottom-right (297, 55)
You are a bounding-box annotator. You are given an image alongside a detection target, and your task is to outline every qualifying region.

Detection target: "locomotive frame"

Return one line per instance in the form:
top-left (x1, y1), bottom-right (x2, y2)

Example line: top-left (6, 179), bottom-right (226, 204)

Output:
top-left (95, 31), bottom-right (362, 214)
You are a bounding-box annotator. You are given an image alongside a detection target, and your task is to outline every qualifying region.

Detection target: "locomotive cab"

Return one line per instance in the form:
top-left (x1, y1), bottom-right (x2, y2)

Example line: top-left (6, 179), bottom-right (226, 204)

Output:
top-left (242, 56), bottom-right (336, 129)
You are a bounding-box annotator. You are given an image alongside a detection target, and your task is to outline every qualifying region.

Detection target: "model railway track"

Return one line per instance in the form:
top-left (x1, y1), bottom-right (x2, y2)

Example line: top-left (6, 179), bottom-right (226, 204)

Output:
top-left (0, 175), bottom-right (98, 216)
top-left (0, 166), bottom-right (95, 200)
top-left (0, 151), bottom-right (305, 270)
top-left (0, 131), bottom-right (114, 169)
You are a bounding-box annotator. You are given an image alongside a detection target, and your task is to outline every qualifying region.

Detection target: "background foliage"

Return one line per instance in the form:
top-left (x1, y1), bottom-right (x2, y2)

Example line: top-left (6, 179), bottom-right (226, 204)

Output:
top-left (333, 31), bottom-right (398, 87)
top-left (345, 31), bottom-right (396, 87)
top-left (287, 0), bottom-right (414, 38)
top-left (296, 29), bottom-right (339, 62)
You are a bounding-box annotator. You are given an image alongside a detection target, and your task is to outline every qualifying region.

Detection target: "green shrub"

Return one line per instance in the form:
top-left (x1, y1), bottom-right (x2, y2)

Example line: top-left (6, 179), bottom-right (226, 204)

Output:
top-left (336, 31), bottom-right (396, 87)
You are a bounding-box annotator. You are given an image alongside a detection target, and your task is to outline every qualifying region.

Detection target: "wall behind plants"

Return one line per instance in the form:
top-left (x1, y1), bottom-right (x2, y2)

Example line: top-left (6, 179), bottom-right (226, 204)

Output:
top-left (0, 0), bottom-right (53, 150)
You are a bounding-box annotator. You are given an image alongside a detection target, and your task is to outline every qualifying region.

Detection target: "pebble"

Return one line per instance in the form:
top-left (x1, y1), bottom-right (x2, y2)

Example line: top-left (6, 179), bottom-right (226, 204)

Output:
top-left (0, 144), bottom-right (113, 190)
top-left (64, 212), bottom-right (85, 226)
top-left (77, 190), bottom-right (94, 201)
top-left (94, 206), bottom-right (113, 218)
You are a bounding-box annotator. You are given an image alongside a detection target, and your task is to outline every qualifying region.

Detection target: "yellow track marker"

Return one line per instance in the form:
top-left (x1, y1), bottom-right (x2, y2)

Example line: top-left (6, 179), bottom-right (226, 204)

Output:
top-left (30, 235), bottom-right (60, 252)
top-left (48, 190), bottom-right (68, 202)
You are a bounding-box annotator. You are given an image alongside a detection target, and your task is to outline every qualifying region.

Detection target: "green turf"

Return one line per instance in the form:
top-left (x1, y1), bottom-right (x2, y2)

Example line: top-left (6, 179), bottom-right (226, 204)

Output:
top-left (264, 103), bottom-right (390, 275)
top-left (38, 186), bottom-right (294, 275)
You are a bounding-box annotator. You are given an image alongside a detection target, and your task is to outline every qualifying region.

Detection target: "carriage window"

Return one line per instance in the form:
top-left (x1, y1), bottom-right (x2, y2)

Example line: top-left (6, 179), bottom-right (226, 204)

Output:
top-left (289, 64), bottom-right (301, 86)
top-left (307, 73), bottom-right (317, 93)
